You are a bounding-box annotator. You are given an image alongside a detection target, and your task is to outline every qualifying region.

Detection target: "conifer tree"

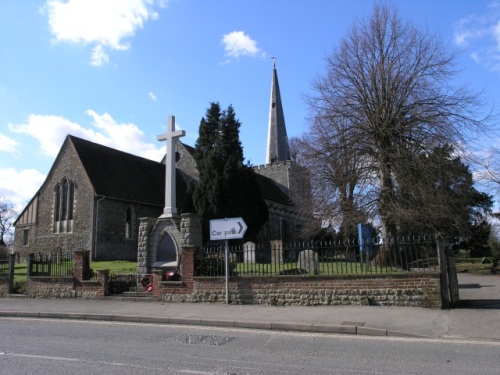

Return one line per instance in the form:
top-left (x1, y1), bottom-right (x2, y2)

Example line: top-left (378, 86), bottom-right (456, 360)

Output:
top-left (193, 102), bottom-right (268, 242)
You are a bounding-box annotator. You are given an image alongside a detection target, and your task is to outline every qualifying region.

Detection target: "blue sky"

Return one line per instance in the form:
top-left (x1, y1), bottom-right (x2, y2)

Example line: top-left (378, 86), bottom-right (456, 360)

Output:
top-left (1, 0), bottom-right (500, 210)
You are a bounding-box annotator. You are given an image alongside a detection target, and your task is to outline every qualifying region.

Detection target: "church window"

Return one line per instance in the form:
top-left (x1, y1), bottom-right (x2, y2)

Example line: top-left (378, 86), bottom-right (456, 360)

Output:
top-left (22, 229), bottom-right (29, 246)
top-left (125, 207), bottom-right (135, 239)
top-left (53, 178), bottom-right (75, 233)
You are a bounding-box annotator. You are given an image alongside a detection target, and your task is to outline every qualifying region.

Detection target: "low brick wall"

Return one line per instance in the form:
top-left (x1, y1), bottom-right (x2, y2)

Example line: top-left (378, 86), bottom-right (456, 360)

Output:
top-left (24, 251), bottom-right (108, 299)
top-left (27, 277), bottom-right (75, 298)
top-left (158, 273), bottom-right (442, 308)
top-left (0, 278), bottom-right (8, 297)
top-left (27, 271), bottom-right (108, 299)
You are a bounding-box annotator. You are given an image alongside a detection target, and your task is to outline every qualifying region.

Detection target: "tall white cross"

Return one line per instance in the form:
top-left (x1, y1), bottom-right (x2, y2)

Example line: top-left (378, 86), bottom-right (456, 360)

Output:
top-left (157, 115), bottom-right (185, 218)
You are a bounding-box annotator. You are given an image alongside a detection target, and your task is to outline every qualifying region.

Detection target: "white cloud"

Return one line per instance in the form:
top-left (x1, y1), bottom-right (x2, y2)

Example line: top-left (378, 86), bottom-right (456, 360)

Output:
top-left (9, 111), bottom-right (164, 162)
top-left (9, 114), bottom-right (84, 156)
top-left (149, 92), bottom-right (157, 101)
top-left (0, 133), bottom-right (19, 153)
top-left (222, 31), bottom-right (265, 59)
top-left (44, 0), bottom-right (167, 66)
top-left (453, 3), bottom-right (500, 71)
top-left (85, 110), bottom-right (164, 161)
top-left (91, 45), bottom-right (110, 66)
top-left (0, 168), bottom-right (46, 208)
top-left (4, 110), bottom-right (169, 209)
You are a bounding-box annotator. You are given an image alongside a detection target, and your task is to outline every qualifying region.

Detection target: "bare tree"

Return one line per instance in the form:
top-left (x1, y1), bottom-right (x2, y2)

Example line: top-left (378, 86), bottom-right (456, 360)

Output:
top-left (474, 146), bottom-right (500, 206)
top-left (304, 3), bottom-right (492, 240)
top-left (0, 197), bottom-right (17, 249)
top-left (293, 115), bottom-right (376, 241)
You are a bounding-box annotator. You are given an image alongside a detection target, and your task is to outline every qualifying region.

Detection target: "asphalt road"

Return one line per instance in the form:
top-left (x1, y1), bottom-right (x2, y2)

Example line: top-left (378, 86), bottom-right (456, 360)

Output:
top-left (1, 318), bottom-right (499, 375)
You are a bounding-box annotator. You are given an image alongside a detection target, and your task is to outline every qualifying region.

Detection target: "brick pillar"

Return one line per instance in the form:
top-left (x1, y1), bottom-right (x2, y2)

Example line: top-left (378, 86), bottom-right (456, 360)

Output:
top-left (152, 269), bottom-right (164, 301)
top-left (180, 247), bottom-right (195, 292)
top-left (99, 270), bottom-right (109, 297)
top-left (73, 250), bottom-right (90, 282)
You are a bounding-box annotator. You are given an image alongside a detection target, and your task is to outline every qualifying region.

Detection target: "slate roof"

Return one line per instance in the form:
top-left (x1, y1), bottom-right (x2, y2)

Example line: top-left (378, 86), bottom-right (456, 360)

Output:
top-left (69, 135), bottom-right (190, 209)
top-left (253, 173), bottom-right (292, 205)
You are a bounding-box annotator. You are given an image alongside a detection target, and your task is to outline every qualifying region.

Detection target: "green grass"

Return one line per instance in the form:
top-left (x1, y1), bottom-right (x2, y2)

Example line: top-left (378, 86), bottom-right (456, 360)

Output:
top-left (14, 263), bottom-right (27, 283)
top-left (11, 260), bottom-right (137, 283)
top-left (455, 257), bottom-right (498, 275)
top-left (234, 261), bottom-right (406, 276)
top-left (91, 260), bottom-right (137, 274)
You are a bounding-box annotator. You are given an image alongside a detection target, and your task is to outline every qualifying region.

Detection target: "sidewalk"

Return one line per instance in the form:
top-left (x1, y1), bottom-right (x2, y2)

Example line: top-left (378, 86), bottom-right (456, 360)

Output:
top-left (1, 273), bottom-right (499, 341)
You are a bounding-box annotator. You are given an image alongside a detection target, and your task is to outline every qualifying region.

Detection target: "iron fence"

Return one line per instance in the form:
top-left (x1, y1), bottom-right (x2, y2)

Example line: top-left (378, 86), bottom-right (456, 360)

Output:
top-left (27, 251), bottom-right (73, 277)
top-left (0, 257), bottom-right (8, 278)
top-left (195, 236), bottom-right (439, 277)
top-left (107, 274), bottom-right (140, 294)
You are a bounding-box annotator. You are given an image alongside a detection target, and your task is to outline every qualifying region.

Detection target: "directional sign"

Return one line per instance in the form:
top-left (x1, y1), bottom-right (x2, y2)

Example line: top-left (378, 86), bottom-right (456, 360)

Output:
top-left (210, 217), bottom-right (247, 240)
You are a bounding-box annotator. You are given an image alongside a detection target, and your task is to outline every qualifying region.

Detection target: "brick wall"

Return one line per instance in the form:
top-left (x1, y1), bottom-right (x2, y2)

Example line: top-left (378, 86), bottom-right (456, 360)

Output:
top-left (0, 277), bottom-right (7, 297)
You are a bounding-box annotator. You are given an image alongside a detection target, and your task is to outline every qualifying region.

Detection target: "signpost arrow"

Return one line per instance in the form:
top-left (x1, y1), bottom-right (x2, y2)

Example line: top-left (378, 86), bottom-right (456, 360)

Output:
top-left (209, 217), bottom-right (248, 240)
top-left (209, 217), bottom-right (248, 305)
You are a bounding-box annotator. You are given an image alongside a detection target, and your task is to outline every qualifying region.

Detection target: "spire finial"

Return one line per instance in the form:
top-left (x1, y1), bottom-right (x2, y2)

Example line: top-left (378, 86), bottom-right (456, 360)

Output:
top-left (271, 55), bottom-right (276, 69)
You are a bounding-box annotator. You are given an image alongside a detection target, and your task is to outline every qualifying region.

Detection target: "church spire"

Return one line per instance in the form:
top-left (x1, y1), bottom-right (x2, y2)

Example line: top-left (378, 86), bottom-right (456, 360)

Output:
top-left (266, 58), bottom-right (290, 164)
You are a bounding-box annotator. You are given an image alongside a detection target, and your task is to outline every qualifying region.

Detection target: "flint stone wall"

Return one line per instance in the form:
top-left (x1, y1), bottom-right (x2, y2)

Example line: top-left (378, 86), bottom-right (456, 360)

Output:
top-left (159, 273), bottom-right (442, 308)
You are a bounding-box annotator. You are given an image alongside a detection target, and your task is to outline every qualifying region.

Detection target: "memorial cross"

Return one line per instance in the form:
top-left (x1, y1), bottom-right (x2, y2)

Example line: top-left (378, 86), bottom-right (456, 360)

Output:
top-left (157, 115), bottom-right (185, 218)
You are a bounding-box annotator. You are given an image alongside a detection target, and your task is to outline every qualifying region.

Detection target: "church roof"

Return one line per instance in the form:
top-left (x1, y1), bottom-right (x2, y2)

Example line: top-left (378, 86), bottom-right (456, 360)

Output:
top-left (266, 60), bottom-right (291, 164)
top-left (69, 135), bottom-right (190, 208)
top-left (179, 141), bottom-right (292, 206)
top-left (253, 173), bottom-right (292, 205)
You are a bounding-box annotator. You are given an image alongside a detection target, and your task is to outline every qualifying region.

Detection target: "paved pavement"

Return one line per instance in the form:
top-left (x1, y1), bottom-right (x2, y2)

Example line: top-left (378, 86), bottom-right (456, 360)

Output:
top-left (1, 273), bottom-right (498, 341)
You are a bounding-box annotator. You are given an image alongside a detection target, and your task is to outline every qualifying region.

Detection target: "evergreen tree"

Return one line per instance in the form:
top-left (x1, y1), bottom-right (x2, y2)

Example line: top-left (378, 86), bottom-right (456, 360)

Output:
top-left (396, 145), bottom-right (493, 245)
top-left (193, 102), bottom-right (268, 242)
top-left (193, 102), bottom-right (222, 224)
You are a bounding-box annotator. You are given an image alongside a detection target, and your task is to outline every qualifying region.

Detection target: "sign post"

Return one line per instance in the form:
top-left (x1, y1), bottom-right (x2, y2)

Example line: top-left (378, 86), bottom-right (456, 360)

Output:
top-left (210, 217), bottom-right (247, 304)
top-left (357, 223), bottom-right (373, 272)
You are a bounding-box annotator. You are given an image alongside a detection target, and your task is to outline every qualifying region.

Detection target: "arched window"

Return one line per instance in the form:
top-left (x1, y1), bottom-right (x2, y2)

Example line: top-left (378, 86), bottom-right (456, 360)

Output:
top-left (54, 178), bottom-right (75, 233)
top-left (125, 206), bottom-right (135, 239)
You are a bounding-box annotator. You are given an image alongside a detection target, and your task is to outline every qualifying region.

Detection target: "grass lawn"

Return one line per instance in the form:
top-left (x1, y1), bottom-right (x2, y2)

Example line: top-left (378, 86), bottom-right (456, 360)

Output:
top-left (91, 260), bottom-right (137, 274)
top-left (234, 261), bottom-right (406, 276)
top-left (455, 257), bottom-right (498, 275)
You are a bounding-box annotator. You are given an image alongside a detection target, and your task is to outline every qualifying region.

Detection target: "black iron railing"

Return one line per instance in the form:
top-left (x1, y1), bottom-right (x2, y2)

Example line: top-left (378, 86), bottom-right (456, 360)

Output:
top-left (0, 257), bottom-right (8, 278)
top-left (195, 236), bottom-right (439, 277)
top-left (27, 252), bottom-right (73, 277)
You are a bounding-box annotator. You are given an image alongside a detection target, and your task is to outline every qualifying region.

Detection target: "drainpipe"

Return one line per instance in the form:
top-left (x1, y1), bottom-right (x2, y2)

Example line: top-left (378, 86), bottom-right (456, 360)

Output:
top-left (94, 195), bottom-right (106, 260)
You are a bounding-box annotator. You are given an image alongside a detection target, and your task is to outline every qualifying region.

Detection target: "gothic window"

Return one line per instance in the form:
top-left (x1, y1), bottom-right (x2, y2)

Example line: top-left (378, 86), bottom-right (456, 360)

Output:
top-left (53, 178), bottom-right (75, 233)
top-left (125, 206), bottom-right (135, 239)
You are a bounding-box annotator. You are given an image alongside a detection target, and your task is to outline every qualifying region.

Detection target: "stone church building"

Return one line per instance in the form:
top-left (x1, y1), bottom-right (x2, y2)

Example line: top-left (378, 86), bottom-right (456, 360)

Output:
top-left (13, 63), bottom-right (311, 260)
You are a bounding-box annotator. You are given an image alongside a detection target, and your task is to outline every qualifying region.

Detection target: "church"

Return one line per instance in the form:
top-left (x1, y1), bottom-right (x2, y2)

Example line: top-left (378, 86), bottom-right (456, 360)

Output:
top-left (13, 63), bottom-right (311, 261)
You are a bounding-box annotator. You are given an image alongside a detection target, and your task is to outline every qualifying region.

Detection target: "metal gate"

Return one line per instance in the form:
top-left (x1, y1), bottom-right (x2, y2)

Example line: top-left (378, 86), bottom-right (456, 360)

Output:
top-left (437, 237), bottom-right (460, 308)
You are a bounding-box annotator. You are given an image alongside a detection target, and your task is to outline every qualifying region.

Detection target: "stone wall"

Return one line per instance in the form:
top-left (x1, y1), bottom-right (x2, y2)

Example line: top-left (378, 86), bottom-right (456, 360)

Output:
top-left (176, 143), bottom-right (199, 184)
top-left (13, 139), bottom-right (163, 261)
top-left (14, 141), bottom-right (95, 259)
top-left (95, 199), bottom-right (161, 261)
top-left (253, 162), bottom-right (291, 196)
top-left (185, 274), bottom-right (442, 308)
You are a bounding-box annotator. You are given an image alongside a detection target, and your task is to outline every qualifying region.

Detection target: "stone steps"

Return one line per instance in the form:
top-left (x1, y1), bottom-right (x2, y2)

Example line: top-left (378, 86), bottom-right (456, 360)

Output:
top-left (104, 291), bottom-right (156, 302)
